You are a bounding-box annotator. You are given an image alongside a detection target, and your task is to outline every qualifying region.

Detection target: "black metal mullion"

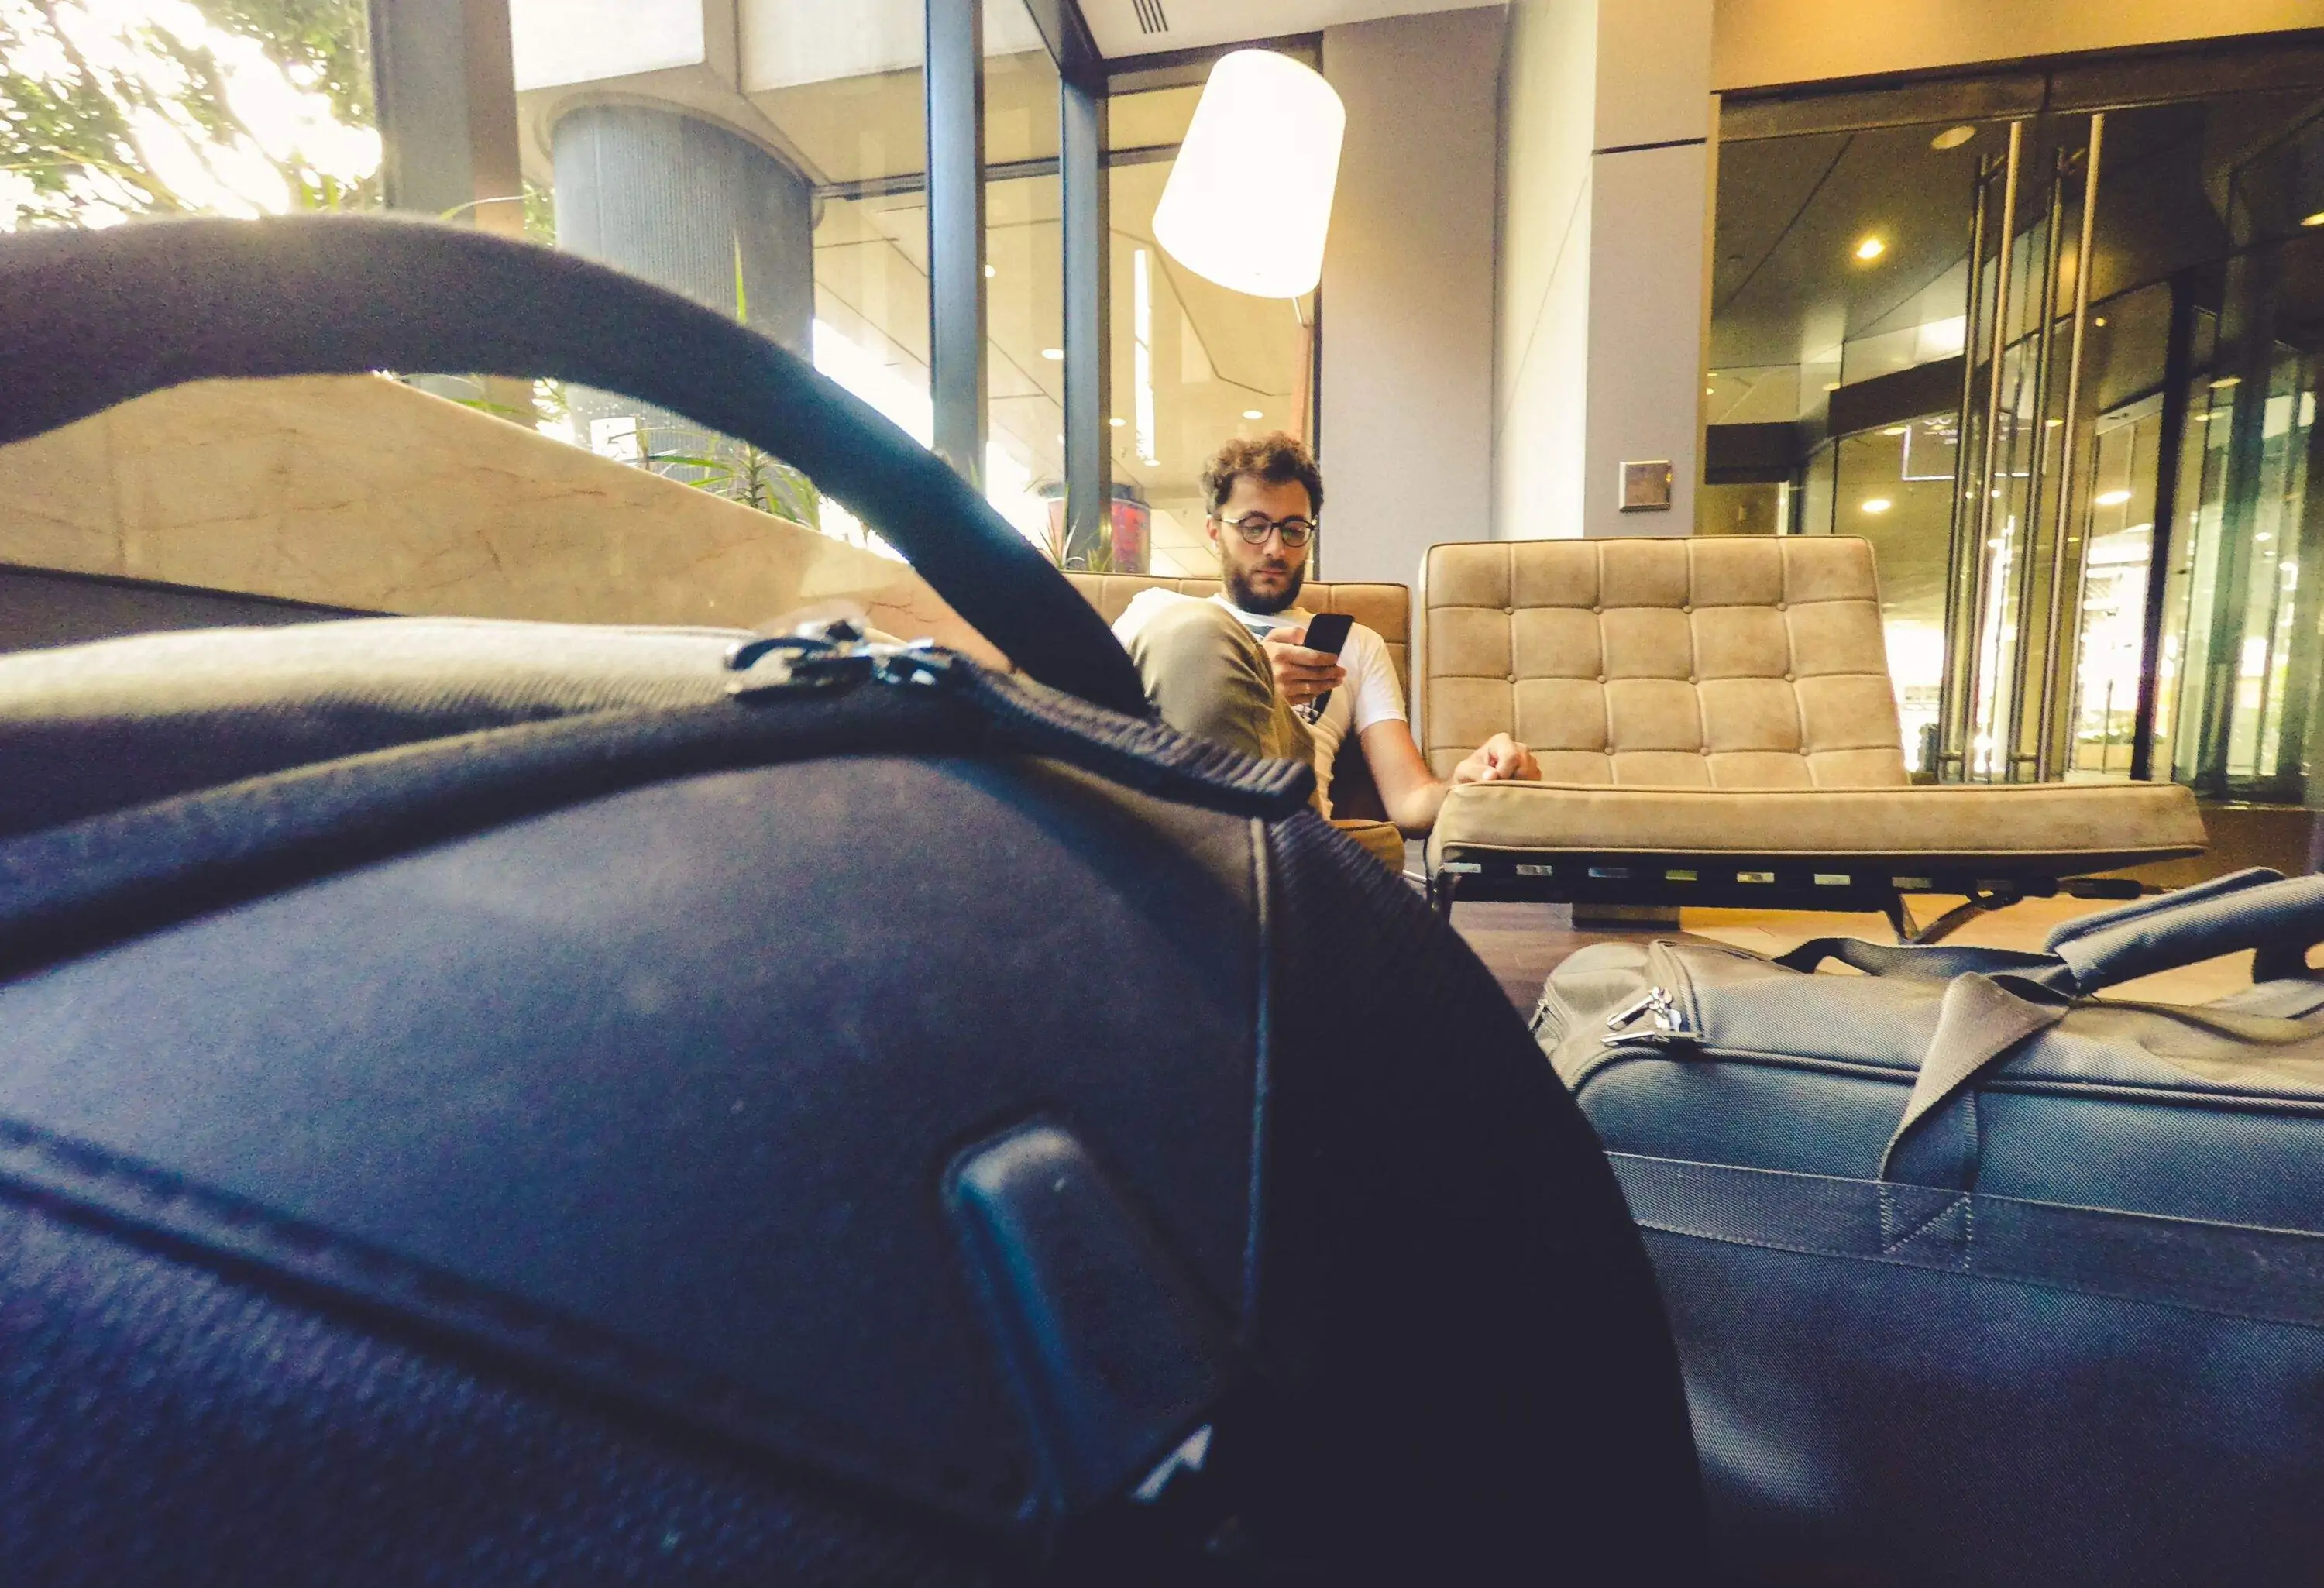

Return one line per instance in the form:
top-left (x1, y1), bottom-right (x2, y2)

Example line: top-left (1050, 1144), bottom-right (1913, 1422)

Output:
top-left (927, 0), bottom-right (988, 488)
top-left (2130, 273), bottom-right (2195, 782)
top-left (1061, 69), bottom-right (1112, 570)
top-left (1019, 0), bottom-right (1102, 79)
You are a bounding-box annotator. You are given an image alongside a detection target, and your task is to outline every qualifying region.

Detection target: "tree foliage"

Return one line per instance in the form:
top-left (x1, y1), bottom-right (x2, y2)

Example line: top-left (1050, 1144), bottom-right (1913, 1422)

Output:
top-left (0, 0), bottom-right (378, 227)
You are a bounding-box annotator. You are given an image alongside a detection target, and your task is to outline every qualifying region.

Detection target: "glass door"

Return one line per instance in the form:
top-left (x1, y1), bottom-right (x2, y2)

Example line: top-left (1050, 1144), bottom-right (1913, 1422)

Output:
top-left (1941, 115), bottom-right (2103, 783)
top-left (2076, 96), bottom-right (2324, 800)
top-left (1710, 43), bottom-right (2324, 803)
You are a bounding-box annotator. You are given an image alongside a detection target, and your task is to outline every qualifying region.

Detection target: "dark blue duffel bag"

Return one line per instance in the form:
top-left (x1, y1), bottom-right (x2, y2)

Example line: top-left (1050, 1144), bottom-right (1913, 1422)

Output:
top-left (0, 217), bottom-right (1705, 1584)
top-left (1536, 868), bottom-right (2324, 1587)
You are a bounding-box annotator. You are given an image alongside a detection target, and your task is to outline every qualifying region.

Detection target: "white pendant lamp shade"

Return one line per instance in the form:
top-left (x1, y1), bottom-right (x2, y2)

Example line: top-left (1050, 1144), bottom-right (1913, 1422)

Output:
top-left (1153, 50), bottom-right (1345, 299)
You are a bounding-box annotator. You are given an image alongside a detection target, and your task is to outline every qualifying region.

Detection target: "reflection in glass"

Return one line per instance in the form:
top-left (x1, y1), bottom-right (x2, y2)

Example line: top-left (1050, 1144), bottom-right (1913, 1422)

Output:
top-left (1709, 121), bottom-right (2004, 430)
top-left (1109, 84), bottom-right (1309, 577)
top-left (1836, 418), bottom-right (1956, 773)
top-left (2067, 406), bottom-right (2159, 778)
top-left (1695, 481), bottom-right (1791, 536)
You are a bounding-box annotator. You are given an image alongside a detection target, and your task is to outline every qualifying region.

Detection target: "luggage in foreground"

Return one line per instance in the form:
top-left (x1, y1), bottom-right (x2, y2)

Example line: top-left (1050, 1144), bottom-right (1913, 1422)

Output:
top-left (1538, 868), bottom-right (2324, 1587)
top-left (0, 215), bottom-right (1706, 1584)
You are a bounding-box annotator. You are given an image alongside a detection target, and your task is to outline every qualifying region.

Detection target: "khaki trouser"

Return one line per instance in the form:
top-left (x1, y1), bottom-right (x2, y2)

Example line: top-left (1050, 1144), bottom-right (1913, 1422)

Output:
top-left (1122, 600), bottom-right (1406, 871)
top-left (1122, 599), bottom-right (1315, 768)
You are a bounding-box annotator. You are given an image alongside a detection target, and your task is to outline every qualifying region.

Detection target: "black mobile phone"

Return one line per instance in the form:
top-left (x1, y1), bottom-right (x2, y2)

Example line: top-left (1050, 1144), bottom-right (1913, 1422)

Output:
top-left (1301, 611), bottom-right (1354, 656)
top-left (1296, 612), bottom-right (1354, 722)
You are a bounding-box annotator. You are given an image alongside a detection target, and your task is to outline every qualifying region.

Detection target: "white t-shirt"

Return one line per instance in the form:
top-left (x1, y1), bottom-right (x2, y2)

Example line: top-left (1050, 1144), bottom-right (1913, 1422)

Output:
top-left (1113, 589), bottom-right (1406, 815)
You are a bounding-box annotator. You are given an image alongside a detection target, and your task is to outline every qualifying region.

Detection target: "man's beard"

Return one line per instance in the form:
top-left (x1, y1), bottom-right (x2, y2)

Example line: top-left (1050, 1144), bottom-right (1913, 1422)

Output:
top-left (1226, 559), bottom-right (1305, 616)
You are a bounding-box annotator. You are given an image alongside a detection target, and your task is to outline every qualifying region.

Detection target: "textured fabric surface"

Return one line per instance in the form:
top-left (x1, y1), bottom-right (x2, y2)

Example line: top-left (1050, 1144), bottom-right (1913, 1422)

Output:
top-left (0, 753), bottom-right (1267, 1530)
top-left (0, 616), bottom-right (751, 838)
top-left (1418, 536), bottom-right (1903, 784)
top-left (1250, 809), bottom-right (1707, 1579)
top-left (1116, 596), bottom-right (1318, 773)
top-left (1329, 816), bottom-right (1407, 870)
top-left (0, 613), bottom-right (1702, 1581)
top-left (1070, 574), bottom-right (1408, 822)
top-left (0, 1199), bottom-right (995, 1587)
top-left (1559, 912), bottom-right (2324, 1585)
top-left (1427, 777), bottom-right (2205, 871)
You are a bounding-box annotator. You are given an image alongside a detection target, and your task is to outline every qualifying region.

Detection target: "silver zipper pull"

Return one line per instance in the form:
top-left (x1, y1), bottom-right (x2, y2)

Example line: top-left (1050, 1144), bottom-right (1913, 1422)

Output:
top-left (1603, 986), bottom-right (1683, 1046)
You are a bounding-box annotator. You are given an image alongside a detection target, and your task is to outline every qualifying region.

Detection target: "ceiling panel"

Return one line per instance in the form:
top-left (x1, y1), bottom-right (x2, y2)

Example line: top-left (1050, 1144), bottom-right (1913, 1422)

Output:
top-left (1083, 0), bottom-right (1501, 60)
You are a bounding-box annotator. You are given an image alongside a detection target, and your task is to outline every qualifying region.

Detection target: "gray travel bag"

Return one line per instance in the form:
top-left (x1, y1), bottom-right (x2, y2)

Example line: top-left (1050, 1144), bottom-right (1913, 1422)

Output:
top-left (1535, 867), bottom-right (2324, 1587)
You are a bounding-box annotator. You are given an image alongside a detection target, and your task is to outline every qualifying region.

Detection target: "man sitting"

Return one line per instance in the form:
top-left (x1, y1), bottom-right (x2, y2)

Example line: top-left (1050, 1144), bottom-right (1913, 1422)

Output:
top-left (1113, 434), bottom-right (1539, 828)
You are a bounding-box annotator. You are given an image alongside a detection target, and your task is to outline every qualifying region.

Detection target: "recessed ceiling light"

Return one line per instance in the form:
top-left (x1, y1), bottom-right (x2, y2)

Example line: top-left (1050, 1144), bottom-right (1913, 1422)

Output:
top-left (2093, 316), bottom-right (2107, 327)
top-left (984, 263), bottom-right (997, 278)
top-left (1040, 347), bottom-right (1064, 360)
top-left (1855, 236), bottom-right (1886, 262)
top-left (1109, 416), bottom-right (1126, 427)
top-left (1705, 387), bottom-right (1716, 396)
top-left (1861, 497), bottom-right (1893, 514)
top-left (1931, 125), bottom-right (1976, 150)
top-left (2094, 488), bottom-right (2133, 506)
top-left (1243, 409), bottom-right (1263, 420)
top-left (2304, 211), bottom-right (2324, 228)
top-left (1882, 425), bottom-right (1907, 436)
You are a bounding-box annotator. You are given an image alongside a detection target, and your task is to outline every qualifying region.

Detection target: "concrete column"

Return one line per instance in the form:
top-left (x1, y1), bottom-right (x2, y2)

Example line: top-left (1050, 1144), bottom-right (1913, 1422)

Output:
top-left (551, 105), bottom-right (816, 471)
top-left (553, 104), bottom-right (814, 349)
top-left (1495, 0), bottom-right (1714, 539)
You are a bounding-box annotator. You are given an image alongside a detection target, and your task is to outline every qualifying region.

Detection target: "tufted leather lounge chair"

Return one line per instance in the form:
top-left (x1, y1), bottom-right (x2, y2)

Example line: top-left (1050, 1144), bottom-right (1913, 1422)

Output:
top-left (1067, 574), bottom-right (1411, 871)
top-left (1415, 536), bottom-right (2206, 939)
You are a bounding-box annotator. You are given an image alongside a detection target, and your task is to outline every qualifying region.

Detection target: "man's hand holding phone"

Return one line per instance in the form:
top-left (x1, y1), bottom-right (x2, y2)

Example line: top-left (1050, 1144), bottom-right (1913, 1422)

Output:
top-left (1263, 613), bottom-right (1351, 720)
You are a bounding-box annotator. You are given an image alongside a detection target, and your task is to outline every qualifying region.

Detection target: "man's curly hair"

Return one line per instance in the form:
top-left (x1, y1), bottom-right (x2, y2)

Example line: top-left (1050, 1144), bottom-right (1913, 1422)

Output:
top-left (1200, 432), bottom-right (1324, 519)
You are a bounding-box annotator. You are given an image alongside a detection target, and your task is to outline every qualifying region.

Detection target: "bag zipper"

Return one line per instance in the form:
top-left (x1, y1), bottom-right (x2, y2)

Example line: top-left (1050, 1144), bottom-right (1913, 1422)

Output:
top-left (721, 621), bottom-right (1316, 820)
top-left (1603, 985), bottom-right (1686, 1046)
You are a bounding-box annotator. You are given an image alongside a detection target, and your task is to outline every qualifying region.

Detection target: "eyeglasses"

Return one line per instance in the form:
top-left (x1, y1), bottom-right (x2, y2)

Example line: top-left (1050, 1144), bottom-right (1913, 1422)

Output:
top-left (1220, 513), bottom-right (1317, 548)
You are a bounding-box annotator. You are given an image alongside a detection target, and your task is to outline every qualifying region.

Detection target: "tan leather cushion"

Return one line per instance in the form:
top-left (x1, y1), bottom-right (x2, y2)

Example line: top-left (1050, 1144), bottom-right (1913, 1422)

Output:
top-left (1067, 573), bottom-right (1411, 709)
top-left (1418, 537), bottom-right (1906, 786)
top-left (1426, 781), bottom-right (2206, 876)
top-left (1332, 817), bottom-right (1408, 871)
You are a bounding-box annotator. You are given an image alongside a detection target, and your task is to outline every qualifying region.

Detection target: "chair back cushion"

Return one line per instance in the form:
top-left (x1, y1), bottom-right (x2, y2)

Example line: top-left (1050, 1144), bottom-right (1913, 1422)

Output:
top-left (1067, 575), bottom-right (1411, 710)
top-left (1418, 537), bottom-right (1907, 788)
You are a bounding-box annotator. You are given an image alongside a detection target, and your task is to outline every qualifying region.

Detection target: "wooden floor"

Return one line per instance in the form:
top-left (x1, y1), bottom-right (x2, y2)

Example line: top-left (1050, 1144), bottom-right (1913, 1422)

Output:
top-left (1440, 892), bottom-right (2257, 1013)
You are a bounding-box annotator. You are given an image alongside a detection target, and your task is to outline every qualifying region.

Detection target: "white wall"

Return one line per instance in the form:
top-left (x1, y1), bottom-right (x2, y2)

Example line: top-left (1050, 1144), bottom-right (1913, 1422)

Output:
top-left (1495, 0), bottom-right (1715, 541)
top-left (1319, 5), bottom-right (1506, 585)
top-left (1494, 0), bottom-right (1597, 541)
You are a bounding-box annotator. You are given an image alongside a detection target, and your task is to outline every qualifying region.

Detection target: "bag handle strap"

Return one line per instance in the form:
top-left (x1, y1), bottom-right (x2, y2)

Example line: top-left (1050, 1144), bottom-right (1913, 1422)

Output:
top-left (1780, 868), bottom-right (2318, 998)
top-left (0, 215), bottom-right (1151, 718)
top-left (1879, 974), bottom-right (2070, 1188)
top-left (2047, 871), bottom-right (2324, 992)
top-left (1774, 937), bottom-right (2063, 985)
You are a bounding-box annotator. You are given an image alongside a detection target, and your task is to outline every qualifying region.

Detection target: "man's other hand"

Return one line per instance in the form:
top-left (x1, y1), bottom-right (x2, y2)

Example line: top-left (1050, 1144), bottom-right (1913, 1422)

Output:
top-left (1451, 733), bottom-right (1540, 785)
top-left (1260, 625), bottom-right (1347, 707)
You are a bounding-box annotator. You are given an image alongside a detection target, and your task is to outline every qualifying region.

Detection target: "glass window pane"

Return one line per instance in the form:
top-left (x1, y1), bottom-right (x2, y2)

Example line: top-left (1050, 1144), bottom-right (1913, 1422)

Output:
top-left (2067, 407), bottom-right (2159, 779)
top-left (1108, 84), bottom-right (1311, 578)
top-left (1835, 419), bottom-right (1955, 775)
top-left (2, 0), bottom-right (382, 228)
top-left (507, 0), bottom-right (931, 552)
top-left (743, 1), bottom-right (930, 551)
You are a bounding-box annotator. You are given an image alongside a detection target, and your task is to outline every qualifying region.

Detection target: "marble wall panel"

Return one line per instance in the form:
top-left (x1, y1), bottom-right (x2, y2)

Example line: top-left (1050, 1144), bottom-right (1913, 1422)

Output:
top-left (0, 373), bottom-right (1005, 665)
